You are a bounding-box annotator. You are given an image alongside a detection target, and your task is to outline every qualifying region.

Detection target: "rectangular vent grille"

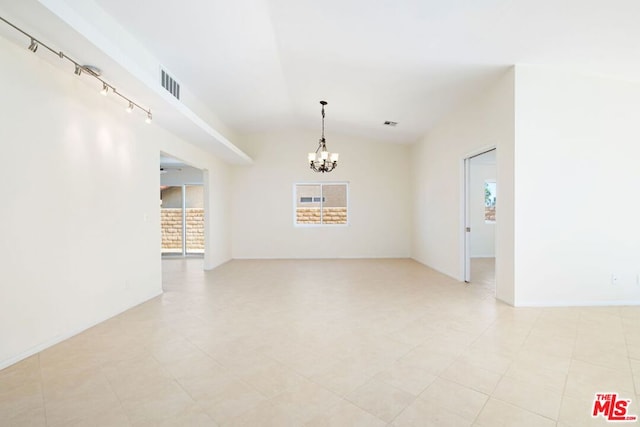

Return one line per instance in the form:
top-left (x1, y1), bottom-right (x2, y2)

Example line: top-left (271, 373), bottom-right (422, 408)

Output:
top-left (161, 69), bottom-right (180, 100)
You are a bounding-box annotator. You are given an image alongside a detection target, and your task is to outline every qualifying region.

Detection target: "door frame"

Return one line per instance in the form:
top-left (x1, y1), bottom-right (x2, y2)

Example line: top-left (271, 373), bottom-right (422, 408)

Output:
top-left (160, 152), bottom-right (207, 258)
top-left (462, 146), bottom-right (496, 283)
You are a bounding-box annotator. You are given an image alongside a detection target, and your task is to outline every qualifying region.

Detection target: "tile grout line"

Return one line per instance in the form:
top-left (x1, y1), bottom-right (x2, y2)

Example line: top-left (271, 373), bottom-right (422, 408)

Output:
top-left (620, 307), bottom-right (640, 398)
top-left (469, 308), bottom-right (547, 425)
top-left (467, 315), bottom-right (504, 426)
top-left (99, 361), bottom-right (134, 427)
top-left (555, 308), bottom-right (581, 426)
top-left (37, 353), bottom-right (49, 427)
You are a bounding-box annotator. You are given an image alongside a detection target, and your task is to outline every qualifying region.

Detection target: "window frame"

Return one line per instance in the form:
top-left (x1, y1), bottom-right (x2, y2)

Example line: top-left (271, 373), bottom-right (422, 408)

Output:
top-left (484, 180), bottom-right (496, 224)
top-left (293, 182), bottom-right (350, 227)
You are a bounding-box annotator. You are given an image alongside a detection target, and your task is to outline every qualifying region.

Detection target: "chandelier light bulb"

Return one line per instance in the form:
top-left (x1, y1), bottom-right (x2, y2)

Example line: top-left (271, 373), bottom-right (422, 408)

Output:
top-left (100, 83), bottom-right (109, 96)
top-left (126, 101), bottom-right (134, 113)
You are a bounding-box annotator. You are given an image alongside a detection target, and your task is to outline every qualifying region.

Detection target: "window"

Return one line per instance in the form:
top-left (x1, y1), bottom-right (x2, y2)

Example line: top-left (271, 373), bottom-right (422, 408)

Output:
top-left (160, 184), bottom-right (204, 255)
top-left (300, 197), bottom-right (325, 203)
top-left (295, 183), bottom-right (348, 225)
top-left (484, 180), bottom-right (496, 223)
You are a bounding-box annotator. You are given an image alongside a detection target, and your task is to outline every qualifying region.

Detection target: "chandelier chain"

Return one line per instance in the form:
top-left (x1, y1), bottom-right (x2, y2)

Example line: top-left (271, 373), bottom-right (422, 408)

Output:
top-left (321, 102), bottom-right (325, 140)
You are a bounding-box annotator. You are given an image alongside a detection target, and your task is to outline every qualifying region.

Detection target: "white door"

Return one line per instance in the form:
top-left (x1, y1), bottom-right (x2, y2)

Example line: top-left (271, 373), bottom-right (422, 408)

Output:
top-left (463, 148), bottom-right (497, 285)
top-left (464, 157), bottom-right (471, 282)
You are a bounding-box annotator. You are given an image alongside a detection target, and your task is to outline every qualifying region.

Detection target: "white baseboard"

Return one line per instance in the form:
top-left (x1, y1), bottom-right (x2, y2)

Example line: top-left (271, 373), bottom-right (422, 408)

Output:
top-left (514, 299), bottom-right (640, 308)
top-left (231, 255), bottom-right (412, 260)
top-left (0, 290), bottom-right (163, 371)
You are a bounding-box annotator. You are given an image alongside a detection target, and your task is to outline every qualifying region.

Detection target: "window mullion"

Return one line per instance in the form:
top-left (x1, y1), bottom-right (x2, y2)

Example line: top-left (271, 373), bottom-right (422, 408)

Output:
top-left (319, 184), bottom-right (324, 224)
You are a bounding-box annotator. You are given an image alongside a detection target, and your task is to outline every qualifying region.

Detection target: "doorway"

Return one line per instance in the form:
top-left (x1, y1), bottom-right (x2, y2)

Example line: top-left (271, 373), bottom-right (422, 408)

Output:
top-left (463, 149), bottom-right (496, 290)
top-left (160, 153), bottom-right (205, 257)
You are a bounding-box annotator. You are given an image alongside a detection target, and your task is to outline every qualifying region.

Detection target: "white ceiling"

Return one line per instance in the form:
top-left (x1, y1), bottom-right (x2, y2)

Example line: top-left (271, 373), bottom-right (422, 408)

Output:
top-left (5, 0), bottom-right (640, 146)
top-left (160, 153), bottom-right (188, 168)
top-left (89, 0), bottom-right (640, 144)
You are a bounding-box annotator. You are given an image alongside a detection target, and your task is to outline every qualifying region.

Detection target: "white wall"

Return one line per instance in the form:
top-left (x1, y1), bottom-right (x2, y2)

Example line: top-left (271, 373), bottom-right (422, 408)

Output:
top-left (0, 32), bottom-right (231, 369)
top-left (231, 130), bottom-right (411, 258)
top-left (514, 65), bottom-right (640, 306)
top-left (411, 68), bottom-right (515, 304)
top-left (470, 160), bottom-right (496, 258)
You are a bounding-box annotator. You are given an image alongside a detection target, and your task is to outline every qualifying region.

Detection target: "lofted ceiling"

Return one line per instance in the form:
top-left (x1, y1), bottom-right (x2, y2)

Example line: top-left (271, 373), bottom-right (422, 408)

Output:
top-left (3, 0), bottom-right (640, 146)
top-left (91, 0), bottom-right (640, 144)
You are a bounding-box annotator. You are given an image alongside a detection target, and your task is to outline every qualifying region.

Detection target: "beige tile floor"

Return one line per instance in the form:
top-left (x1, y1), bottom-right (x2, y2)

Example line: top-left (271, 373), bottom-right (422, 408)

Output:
top-left (1, 257), bottom-right (639, 426)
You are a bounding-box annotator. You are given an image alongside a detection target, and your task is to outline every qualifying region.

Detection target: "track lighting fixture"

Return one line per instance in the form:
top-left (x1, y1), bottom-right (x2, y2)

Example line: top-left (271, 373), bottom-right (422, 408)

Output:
top-left (28, 38), bottom-right (38, 52)
top-left (0, 15), bottom-right (153, 124)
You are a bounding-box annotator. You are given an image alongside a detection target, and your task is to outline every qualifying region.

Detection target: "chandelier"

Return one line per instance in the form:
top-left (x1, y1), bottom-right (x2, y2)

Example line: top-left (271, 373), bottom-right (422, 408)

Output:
top-left (308, 101), bottom-right (339, 173)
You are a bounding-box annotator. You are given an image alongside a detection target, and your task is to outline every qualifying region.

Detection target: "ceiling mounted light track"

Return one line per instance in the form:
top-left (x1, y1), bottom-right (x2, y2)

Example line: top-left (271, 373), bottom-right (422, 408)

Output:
top-left (0, 15), bottom-right (153, 124)
top-left (308, 100), bottom-right (339, 173)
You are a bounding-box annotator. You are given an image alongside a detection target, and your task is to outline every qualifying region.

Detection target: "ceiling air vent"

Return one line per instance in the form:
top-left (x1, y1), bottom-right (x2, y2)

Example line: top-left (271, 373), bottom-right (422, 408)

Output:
top-left (161, 68), bottom-right (180, 100)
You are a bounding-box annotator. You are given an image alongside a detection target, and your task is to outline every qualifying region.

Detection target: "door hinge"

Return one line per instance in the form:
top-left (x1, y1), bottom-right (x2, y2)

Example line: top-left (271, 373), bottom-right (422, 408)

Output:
top-left (466, 227), bottom-right (471, 232)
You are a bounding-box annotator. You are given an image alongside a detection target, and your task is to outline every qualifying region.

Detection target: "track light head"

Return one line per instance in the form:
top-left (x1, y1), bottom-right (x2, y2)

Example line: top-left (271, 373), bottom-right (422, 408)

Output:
top-left (1, 17), bottom-right (154, 126)
top-left (28, 38), bottom-right (38, 52)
